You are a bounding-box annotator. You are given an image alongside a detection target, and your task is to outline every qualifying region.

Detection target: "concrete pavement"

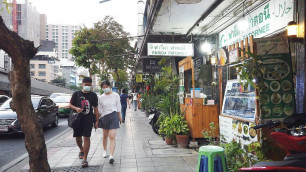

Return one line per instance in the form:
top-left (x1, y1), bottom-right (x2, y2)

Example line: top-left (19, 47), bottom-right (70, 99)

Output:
top-left (6, 108), bottom-right (198, 172)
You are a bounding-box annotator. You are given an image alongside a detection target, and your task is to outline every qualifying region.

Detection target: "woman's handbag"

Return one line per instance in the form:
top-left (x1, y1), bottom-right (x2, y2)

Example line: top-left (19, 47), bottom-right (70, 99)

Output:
top-left (68, 111), bottom-right (82, 129)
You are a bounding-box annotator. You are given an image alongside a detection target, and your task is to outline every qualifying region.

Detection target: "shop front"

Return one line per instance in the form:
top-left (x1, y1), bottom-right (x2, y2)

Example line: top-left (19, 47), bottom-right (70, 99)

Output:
top-left (217, 0), bottom-right (295, 145)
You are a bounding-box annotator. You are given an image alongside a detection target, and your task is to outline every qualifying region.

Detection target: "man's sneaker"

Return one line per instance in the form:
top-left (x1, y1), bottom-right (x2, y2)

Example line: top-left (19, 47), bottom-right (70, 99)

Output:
top-left (109, 156), bottom-right (114, 163)
top-left (103, 151), bottom-right (108, 158)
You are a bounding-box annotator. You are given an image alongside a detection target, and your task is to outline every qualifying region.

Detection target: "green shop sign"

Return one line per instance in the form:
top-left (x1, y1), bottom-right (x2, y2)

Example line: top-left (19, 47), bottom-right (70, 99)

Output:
top-left (219, 0), bottom-right (293, 48)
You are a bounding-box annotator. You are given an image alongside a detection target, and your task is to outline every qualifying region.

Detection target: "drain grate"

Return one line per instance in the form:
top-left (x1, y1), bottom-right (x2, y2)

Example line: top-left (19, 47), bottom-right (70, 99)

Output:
top-left (18, 166), bottom-right (101, 172)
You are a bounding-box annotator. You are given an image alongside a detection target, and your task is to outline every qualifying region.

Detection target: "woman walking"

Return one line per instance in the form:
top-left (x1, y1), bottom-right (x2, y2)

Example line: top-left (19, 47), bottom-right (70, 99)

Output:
top-left (120, 89), bottom-right (130, 123)
top-left (98, 80), bottom-right (122, 163)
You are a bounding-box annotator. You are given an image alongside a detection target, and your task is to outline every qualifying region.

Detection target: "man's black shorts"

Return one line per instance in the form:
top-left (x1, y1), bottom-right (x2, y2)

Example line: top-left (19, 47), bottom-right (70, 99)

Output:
top-left (73, 115), bottom-right (94, 137)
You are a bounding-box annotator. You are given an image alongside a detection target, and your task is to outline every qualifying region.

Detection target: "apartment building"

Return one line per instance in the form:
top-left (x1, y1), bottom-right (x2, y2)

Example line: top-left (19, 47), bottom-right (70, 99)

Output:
top-left (46, 24), bottom-right (81, 59)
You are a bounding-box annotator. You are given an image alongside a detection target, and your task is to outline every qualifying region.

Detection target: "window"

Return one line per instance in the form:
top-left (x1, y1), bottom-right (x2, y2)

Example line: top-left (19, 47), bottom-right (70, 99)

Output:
top-left (38, 71), bottom-right (46, 76)
top-left (17, 4), bottom-right (21, 11)
top-left (39, 64), bottom-right (46, 69)
top-left (30, 71), bottom-right (35, 76)
top-left (30, 64), bottom-right (35, 68)
top-left (45, 99), bottom-right (54, 106)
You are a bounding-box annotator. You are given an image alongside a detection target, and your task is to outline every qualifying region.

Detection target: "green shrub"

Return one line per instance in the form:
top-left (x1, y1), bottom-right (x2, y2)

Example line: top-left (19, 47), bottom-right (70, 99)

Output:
top-left (221, 140), bottom-right (269, 172)
top-left (202, 122), bottom-right (219, 144)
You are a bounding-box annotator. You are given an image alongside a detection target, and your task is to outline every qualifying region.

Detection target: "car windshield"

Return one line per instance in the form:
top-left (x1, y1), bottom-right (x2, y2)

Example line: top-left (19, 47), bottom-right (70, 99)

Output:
top-left (0, 98), bottom-right (41, 109)
top-left (53, 96), bottom-right (71, 103)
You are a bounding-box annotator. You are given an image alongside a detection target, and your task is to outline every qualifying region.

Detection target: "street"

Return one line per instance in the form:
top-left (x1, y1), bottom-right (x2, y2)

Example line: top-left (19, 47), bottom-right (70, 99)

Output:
top-left (0, 118), bottom-right (68, 168)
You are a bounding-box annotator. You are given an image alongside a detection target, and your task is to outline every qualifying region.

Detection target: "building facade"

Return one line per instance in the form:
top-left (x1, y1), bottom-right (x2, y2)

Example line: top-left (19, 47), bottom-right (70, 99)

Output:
top-left (30, 55), bottom-right (61, 82)
top-left (46, 24), bottom-right (81, 59)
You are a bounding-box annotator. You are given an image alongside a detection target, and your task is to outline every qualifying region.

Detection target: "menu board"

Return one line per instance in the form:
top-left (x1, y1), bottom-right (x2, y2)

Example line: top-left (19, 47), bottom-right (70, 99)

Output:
top-left (220, 116), bottom-right (258, 145)
top-left (222, 80), bottom-right (256, 121)
top-left (255, 36), bottom-right (295, 120)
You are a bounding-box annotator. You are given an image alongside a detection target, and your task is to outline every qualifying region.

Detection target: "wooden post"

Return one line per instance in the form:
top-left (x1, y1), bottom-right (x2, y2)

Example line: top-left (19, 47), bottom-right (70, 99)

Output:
top-left (219, 66), bottom-right (223, 112)
top-left (245, 37), bottom-right (249, 58)
top-left (240, 40), bottom-right (244, 59)
top-left (250, 35), bottom-right (254, 54)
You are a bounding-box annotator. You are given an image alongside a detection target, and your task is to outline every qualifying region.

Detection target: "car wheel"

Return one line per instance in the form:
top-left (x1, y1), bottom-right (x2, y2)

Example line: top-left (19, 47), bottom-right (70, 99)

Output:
top-left (51, 115), bottom-right (58, 127)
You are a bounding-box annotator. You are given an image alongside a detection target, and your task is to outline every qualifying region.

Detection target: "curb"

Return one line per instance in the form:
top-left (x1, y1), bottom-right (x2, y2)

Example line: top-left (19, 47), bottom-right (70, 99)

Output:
top-left (0, 125), bottom-right (71, 172)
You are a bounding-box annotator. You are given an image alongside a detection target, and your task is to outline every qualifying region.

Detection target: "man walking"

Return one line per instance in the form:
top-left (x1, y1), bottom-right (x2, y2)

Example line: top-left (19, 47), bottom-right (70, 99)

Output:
top-left (120, 89), bottom-right (130, 123)
top-left (69, 77), bottom-right (99, 168)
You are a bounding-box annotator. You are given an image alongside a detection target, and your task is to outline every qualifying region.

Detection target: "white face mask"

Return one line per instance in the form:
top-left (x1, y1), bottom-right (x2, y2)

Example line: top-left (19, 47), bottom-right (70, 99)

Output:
top-left (103, 87), bottom-right (111, 93)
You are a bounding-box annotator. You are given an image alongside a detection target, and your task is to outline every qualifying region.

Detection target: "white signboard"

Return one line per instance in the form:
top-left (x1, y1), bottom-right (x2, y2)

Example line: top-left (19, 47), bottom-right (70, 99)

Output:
top-left (219, 0), bottom-right (293, 48)
top-left (219, 115), bottom-right (233, 142)
top-left (228, 49), bottom-right (239, 63)
top-left (148, 43), bottom-right (194, 57)
top-left (219, 116), bottom-right (258, 145)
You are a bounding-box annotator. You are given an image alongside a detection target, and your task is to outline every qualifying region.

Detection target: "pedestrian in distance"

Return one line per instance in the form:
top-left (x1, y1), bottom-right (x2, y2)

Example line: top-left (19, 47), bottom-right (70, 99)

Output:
top-left (69, 77), bottom-right (99, 168)
top-left (120, 89), bottom-right (130, 123)
top-left (132, 91), bottom-right (138, 111)
top-left (98, 80), bottom-right (123, 163)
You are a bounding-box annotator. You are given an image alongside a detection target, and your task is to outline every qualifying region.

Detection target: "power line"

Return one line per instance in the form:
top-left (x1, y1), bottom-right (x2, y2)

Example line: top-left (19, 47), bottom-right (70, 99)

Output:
top-left (90, 35), bottom-right (145, 42)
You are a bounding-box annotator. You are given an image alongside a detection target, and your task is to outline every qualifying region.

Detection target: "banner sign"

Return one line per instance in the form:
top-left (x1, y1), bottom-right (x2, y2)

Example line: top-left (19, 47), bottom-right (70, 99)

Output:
top-left (136, 74), bottom-right (143, 83)
top-left (179, 66), bottom-right (185, 104)
top-left (142, 58), bottom-right (162, 73)
top-left (219, 0), bottom-right (293, 48)
top-left (255, 36), bottom-right (295, 120)
top-left (148, 43), bottom-right (194, 57)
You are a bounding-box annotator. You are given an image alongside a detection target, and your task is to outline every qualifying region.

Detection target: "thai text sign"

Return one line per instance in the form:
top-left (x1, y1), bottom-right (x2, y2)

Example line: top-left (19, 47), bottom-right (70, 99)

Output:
top-left (148, 43), bottom-right (194, 57)
top-left (142, 58), bottom-right (162, 73)
top-left (219, 0), bottom-right (293, 48)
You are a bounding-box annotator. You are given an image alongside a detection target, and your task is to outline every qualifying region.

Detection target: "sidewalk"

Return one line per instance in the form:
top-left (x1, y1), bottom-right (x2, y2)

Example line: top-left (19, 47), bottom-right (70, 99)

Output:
top-left (7, 108), bottom-right (198, 172)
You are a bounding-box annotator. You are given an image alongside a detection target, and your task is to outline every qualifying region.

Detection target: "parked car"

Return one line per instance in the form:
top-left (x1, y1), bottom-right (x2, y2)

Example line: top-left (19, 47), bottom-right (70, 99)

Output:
top-left (0, 95), bottom-right (9, 106)
top-left (49, 93), bottom-right (71, 100)
top-left (0, 96), bottom-right (59, 134)
top-left (53, 95), bottom-right (72, 117)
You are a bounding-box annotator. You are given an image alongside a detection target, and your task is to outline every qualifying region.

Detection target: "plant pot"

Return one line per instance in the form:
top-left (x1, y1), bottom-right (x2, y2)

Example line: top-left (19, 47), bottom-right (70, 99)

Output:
top-left (176, 134), bottom-right (189, 148)
top-left (165, 137), bottom-right (173, 145)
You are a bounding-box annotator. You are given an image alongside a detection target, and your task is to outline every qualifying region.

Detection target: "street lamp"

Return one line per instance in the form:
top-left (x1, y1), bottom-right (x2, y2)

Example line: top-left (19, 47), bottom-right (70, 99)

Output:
top-left (99, 0), bottom-right (111, 3)
top-left (200, 41), bottom-right (212, 54)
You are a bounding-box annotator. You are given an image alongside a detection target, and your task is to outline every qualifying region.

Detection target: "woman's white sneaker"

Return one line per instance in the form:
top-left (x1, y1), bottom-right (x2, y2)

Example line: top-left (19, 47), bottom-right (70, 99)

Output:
top-left (103, 151), bottom-right (108, 158)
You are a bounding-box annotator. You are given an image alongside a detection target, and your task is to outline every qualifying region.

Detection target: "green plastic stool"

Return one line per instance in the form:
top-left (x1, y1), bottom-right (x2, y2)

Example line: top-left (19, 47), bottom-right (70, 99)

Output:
top-left (197, 145), bottom-right (227, 172)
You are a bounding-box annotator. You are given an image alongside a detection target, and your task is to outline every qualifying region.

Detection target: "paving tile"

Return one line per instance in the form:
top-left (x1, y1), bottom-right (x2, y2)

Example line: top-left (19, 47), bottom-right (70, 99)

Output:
top-left (102, 168), bottom-right (120, 172)
top-left (120, 158), bottom-right (137, 163)
top-left (119, 162), bottom-right (137, 168)
top-left (138, 167), bottom-right (156, 172)
top-left (137, 161), bottom-right (154, 167)
top-left (120, 167), bottom-right (138, 172)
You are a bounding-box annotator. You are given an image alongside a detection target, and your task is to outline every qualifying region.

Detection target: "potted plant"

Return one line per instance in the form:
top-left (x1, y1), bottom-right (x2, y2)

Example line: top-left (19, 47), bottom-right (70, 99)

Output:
top-left (172, 114), bottom-right (190, 148)
top-left (159, 116), bottom-right (174, 145)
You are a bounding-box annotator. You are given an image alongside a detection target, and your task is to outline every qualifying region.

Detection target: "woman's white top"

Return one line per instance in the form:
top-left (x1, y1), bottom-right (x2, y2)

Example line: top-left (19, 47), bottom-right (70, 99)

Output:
top-left (133, 93), bottom-right (138, 100)
top-left (98, 92), bottom-right (121, 117)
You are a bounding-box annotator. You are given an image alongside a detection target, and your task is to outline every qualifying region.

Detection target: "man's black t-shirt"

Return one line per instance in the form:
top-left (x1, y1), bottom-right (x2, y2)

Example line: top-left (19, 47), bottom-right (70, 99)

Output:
top-left (70, 91), bottom-right (98, 119)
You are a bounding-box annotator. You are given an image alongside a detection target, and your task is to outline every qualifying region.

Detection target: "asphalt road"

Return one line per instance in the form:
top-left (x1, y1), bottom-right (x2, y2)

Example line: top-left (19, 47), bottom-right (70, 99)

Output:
top-left (0, 118), bottom-right (68, 168)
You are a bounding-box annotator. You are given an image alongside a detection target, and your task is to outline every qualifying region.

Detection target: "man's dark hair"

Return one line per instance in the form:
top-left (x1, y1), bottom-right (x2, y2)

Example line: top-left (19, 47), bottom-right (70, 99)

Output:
top-left (122, 89), bottom-right (127, 94)
top-left (100, 80), bottom-right (111, 88)
top-left (82, 77), bottom-right (92, 83)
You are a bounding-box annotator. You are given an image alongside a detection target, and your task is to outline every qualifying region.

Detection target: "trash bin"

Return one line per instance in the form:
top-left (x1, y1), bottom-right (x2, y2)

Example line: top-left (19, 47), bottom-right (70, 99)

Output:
top-left (197, 145), bottom-right (227, 172)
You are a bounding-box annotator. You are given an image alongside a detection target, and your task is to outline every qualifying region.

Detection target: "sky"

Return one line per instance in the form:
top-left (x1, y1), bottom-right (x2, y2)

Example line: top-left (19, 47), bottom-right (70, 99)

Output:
top-left (27, 0), bottom-right (139, 36)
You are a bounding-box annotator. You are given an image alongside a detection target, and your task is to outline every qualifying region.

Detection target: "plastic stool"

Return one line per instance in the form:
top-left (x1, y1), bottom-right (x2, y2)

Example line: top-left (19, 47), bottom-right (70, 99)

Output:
top-left (197, 145), bottom-right (227, 172)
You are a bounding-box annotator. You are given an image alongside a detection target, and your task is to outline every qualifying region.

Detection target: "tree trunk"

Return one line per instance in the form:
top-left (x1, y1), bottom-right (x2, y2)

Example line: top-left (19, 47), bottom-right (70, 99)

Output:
top-left (0, 17), bottom-right (50, 172)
